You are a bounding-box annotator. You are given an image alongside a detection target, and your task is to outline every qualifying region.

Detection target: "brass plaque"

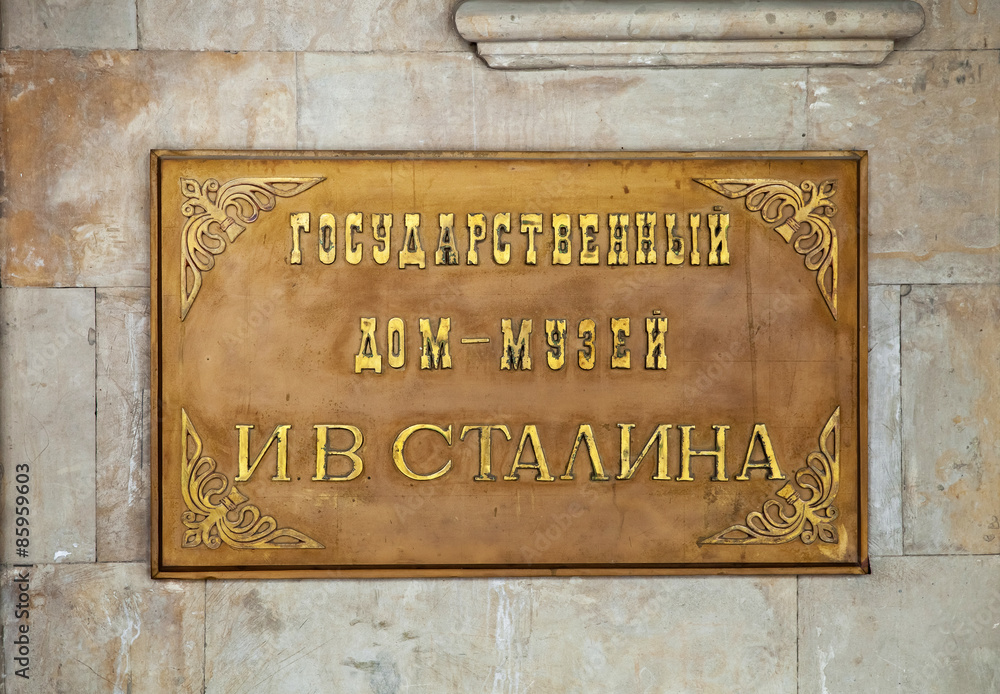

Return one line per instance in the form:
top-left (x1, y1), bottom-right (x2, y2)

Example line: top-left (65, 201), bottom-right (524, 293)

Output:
top-left (151, 151), bottom-right (868, 578)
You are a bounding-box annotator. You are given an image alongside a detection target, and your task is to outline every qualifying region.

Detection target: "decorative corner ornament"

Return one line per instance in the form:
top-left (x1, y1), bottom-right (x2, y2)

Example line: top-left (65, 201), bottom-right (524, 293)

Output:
top-left (179, 176), bottom-right (324, 320)
top-left (700, 407), bottom-right (841, 546)
top-left (696, 178), bottom-right (839, 320)
top-left (180, 409), bottom-right (324, 550)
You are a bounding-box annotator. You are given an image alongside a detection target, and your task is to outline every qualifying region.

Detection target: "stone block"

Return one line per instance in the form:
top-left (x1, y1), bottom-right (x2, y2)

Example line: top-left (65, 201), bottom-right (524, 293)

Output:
top-left (809, 51), bottom-right (999, 284)
top-left (0, 563), bottom-right (205, 691)
top-left (898, 0), bottom-right (1000, 50)
top-left (868, 285), bottom-right (902, 556)
top-left (205, 577), bottom-right (797, 692)
top-left (0, 50), bottom-right (297, 287)
top-left (298, 52), bottom-right (808, 150)
top-left (96, 288), bottom-right (150, 563)
top-left (137, 0), bottom-right (466, 52)
top-left (1, 0), bottom-right (137, 50)
top-left (901, 285), bottom-right (1000, 554)
top-left (0, 288), bottom-right (96, 564)
top-left (799, 556), bottom-right (1000, 693)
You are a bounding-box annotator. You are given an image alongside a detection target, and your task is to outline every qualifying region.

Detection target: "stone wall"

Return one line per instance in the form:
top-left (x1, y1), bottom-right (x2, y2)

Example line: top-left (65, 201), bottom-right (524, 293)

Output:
top-left (0, 1), bottom-right (998, 692)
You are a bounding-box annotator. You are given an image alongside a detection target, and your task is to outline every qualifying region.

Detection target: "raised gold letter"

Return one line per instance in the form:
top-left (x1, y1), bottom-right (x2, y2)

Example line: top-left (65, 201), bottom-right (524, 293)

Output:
top-left (520, 213), bottom-right (542, 265)
top-left (708, 213), bottom-right (731, 266)
top-left (392, 424), bottom-right (453, 481)
top-left (467, 213), bottom-right (487, 265)
top-left (560, 424), bottom-right (609, 481)
top-left (552, 213), bottom-right (571, 265)
top-left (461, 425), bottom-right (512, 481)
top-left (689, 213), bottom-right (702, 266)
top-left (236, 424), bottom-right (290, 482)
top-left (345, 212), bottom-right (363, 265)
top-left (290, 212), bottom-right (309, 265)
top-left (578, 319), bottom-right (596, 370)
top-left (608, 214), bottom-right (629, 266)
top-left (505, 425), bottom-right (555, 481)
top-left (645, 317), bottom-right (668, 370)
top-left (313, 425), bottom-right (364, 481)
top-left (611, 317), bottom-right (630, 369)
top-left (618, 424), bottom-right (672, 480)
top-left (501, 319), bottom-right (532, 370)
top-left (399, 213), bottom-right (426, 268)
top-left (677, 425), bottom-right (730, 481)
top-left (635, 212), bottom-right (656, 264)
top-left (493, 212), bottom-right (511, 265)
top-left (387, 317), bottom-right (405, 369)
top-left (665, 214), bottom-right (683, 265)
top-left (435, 213), bottom-right (459, 266)
top-left (736, 423), bottom-right (786, 480)
top-left (545, 319), bottom-right (566, 370)
top-left (419, 318), bottom-right (452, 370)
top-left (579, 213), bottom-right (599, 265)
top-left (355, 317), bottom-right (383, 373)
top-left (319, 213), bottom-right (336, 265)
top-left (372, 214), bottom-right (392, 265)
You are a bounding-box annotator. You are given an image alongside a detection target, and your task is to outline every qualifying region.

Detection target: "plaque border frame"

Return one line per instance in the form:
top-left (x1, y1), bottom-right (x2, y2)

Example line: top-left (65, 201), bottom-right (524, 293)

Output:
top-left (150, 150), bottom-right (869, 579)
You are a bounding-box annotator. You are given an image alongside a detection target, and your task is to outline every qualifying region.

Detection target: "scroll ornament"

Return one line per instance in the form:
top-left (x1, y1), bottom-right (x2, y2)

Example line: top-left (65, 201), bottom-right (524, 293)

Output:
top-left (696, 178), bottom-right (839, 320)
top-left (701, 407), bottom-right (841, 546)
top-left (180, 409), bottom-right (323, 550)
top-left (179, 176), bottom-right (324, 320)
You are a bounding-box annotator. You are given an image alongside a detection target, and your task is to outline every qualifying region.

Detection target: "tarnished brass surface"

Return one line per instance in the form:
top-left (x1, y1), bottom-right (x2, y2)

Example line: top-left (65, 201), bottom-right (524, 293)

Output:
top-left (151, 151), bottom-right (868, 578)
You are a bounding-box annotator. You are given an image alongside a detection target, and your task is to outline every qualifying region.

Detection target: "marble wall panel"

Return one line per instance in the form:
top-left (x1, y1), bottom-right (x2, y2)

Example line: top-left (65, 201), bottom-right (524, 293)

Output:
top-left (808, 51), bottom-right (999, 284)
top-left (1, 0), bottom-right (137, 50)
top-left (901, 284), bottom-right (1000, 554)
top-left (799, 556), bottom-right (1000, 693)
top-left (205, 577), bottom-right (797, 693)
top-left (0, 50), bottom-right (297, 287)
top-left (96, 288), bottom-right (150, 563)
top-left (0, 288), bottom-right (96, 565)
top-left (898, 0), bottom-right (1000, 50)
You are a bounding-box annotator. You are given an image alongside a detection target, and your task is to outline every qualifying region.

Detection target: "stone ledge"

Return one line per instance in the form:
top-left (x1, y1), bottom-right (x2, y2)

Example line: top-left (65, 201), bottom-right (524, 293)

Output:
top-left (455, 0), bottom-right (925, 68)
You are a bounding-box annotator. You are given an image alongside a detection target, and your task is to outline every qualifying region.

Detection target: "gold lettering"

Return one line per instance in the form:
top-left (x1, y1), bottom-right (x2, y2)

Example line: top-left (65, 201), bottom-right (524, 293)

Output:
top-left (504, 425), bottom-right (555, 481)
top-left (635, 212), bottom-right (656, 264)
top-left (392, 424), bottom-right (453, 481)
top-left (617, 424), bottom-right (672, 480)
top-left (399, 213), bottom-right (426, 268)
top-left (435, 213), bottom-right (459, 266)
top-left (289, 212), bottom-right (309, 265)
top-left (467, 213), bottom-right (487, 265)
top-left (319, 213), bottom-right (336, 265)
top-left (461, 425), bottom-right (512, 481)
top-left (519, 213), bottom-right (542, 265)
top-left (545, 319), bottom-right (567, 370)
top-left (387, 317), bottom-right (405, 369)
top-left (552, 213), bottom-right (571, 265)
top-left (677, 425), bottom-right (730, 481)
top-left (493, 212), bottom-right (511, 265)
top-left (354, 317), bottom-right (383, 373)
top-left (736, 424), bottom-right (786, 480)
top-left (708, 213), bottom-right (731, 266)
top-left (235, 424), bottom-right (290, 482)
top-left (578, 318), bottom-right (596, 370)
top-left (500, 319), bottom-right (532, 370)
top-left (313, 425), bottom-right (364, 481)
top-left (665, 213), bottom-right (683, 265)
top-left (372, 214), bottom-right (392, 265)
top-left (608, 213), bottom-right (629, 265)
top-left (611, 317), bottom-right (630, 369)
top-left (560, 424), bottom-right (609, 481)
top-left (418, 318), bottom-right (452, 370)
top-left (579, 213), bottom-right (599, 265)
top-left (645, 317), bottom-right (668, 370)
top-left (689, 213), bottom-right (702, 266)
top-left (345, 212), bottom-right (363, 265)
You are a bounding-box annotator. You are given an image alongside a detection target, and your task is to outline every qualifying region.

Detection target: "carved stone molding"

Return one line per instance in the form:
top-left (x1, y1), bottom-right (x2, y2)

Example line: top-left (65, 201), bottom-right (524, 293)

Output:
top-left (455, 0), bottom-right (925, 69)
